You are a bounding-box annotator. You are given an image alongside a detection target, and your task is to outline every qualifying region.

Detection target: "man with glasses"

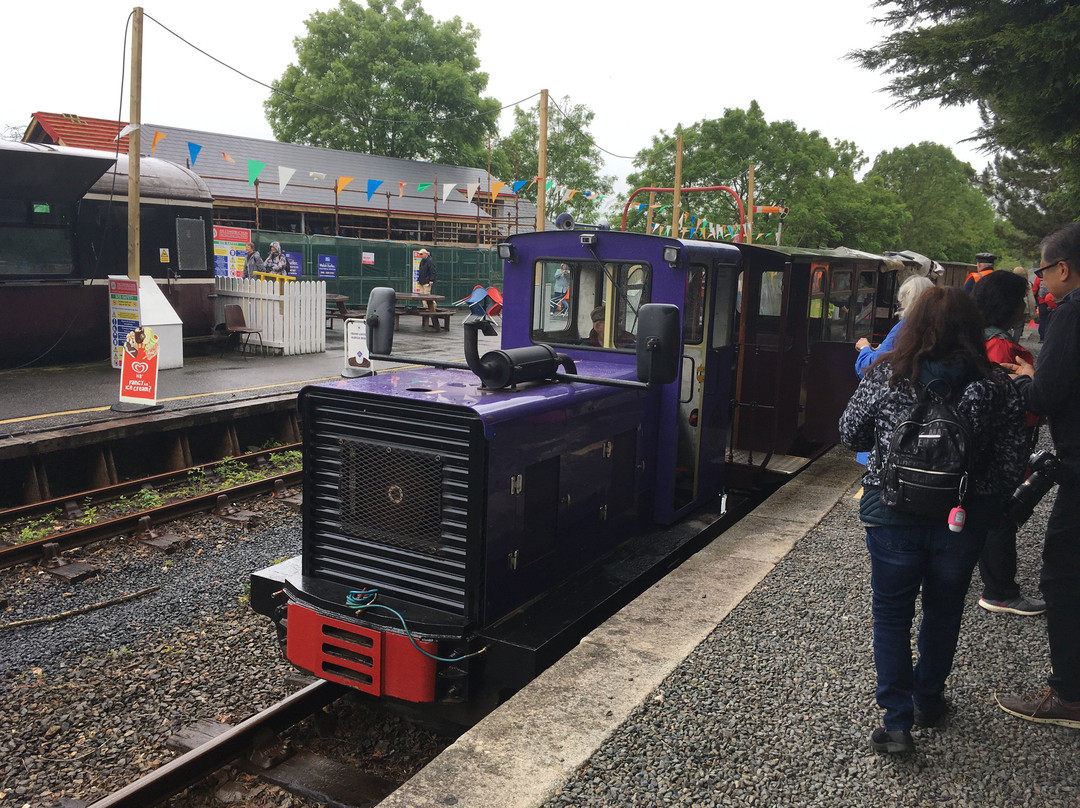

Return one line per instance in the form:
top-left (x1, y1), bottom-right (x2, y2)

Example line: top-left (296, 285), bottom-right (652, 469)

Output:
top-left (998, 221), bottom-right (1080, 729)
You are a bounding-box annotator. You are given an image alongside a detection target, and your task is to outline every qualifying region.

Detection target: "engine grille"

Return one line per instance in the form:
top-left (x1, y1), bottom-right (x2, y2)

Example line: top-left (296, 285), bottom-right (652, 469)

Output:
top-left (301, 388), bottom-right (484, 617)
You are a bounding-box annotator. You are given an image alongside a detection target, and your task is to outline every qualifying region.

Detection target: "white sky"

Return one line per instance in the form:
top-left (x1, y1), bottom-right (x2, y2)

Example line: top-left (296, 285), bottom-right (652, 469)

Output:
top-left (4, 0), bottom-right (990, 196)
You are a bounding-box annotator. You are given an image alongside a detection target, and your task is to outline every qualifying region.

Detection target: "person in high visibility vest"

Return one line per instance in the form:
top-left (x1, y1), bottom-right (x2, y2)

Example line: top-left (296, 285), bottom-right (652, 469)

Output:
top-left (963, 252), bottom-right (997, 293)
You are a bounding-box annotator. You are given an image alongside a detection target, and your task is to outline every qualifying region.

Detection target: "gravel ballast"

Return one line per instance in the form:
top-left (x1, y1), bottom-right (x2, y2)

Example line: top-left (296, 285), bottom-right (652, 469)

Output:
top-left (543, 436), bottom-right (1078, 808)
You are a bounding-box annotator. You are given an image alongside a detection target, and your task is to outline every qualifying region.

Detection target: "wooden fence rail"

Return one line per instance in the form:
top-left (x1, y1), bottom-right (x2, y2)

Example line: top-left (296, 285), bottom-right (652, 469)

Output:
top-left (213, 278), bottom-right (326, 355)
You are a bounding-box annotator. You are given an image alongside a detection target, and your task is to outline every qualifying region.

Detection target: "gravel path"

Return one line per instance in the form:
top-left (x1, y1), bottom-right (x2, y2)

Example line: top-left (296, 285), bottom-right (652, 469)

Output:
top-left (0, 499), bottom-right (447, 808)
top-left (544, 433), bottom-right (1079, 808)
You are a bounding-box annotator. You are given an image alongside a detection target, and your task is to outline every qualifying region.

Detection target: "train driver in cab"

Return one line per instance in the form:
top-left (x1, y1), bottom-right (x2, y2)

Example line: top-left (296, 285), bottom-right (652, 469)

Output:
top-left (589, 306), bottom-right (635, 348)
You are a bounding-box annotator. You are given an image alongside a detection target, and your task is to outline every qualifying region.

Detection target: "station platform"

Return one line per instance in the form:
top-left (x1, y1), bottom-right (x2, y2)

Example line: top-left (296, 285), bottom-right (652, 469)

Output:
top-left (0, 309), bottom-right (498, 437)
top-left (380, 444), bottom-right (1074, 808)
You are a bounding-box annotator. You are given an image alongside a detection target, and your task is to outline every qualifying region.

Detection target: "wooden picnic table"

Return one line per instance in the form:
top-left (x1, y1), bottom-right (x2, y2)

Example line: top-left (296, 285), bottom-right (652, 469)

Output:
top-left (394, 292), bottom-right (450, 331)
top-left (325, 293), bottom-right (354, 329)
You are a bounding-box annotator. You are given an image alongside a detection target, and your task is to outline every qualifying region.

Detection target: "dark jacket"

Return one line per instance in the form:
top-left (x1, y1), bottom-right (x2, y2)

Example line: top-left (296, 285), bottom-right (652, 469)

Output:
top-left (418, 255), bottom-right (436, 285)
top-left (839, 359), bottom-right (1027, 525)
top-left (1014, 287), bottom-right (1080, 459)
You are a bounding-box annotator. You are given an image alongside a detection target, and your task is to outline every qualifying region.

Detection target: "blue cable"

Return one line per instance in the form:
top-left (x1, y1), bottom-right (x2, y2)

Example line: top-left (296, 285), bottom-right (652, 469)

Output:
top-left (345, 588), bottom-right (487, 663)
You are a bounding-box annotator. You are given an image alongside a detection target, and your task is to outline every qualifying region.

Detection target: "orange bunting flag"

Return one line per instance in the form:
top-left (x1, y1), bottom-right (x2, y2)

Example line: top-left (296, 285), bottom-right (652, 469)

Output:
top-left (151, 131), bottom-right (167, 154)
top-left (336, 176), bottom-right (354, 193)
top-left (490, 181), bottom-right (505, 201)
top-left (222, 152), bottom-right (235, 163)
top-left (398, 181), bottom-right (406, 197)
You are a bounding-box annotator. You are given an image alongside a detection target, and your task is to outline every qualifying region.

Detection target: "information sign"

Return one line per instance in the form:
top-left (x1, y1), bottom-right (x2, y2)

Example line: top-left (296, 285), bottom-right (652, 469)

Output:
top-left (108, 277), bottom-right (141, 369)
top-left (318, 255), bottom-right (338, 279)
top-left (213, 225), bottom-right (251, 278)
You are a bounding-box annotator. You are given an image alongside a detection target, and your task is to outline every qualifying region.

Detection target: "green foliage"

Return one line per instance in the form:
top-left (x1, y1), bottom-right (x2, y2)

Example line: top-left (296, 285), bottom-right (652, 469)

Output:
top-left (269, 450), bottom-right (303, 471)
top-left (133, 488), bottom-right (163, 511)
top-left (490, 96), bottom-right (616, 223)
top-left (265, 0), bottom-right (501, 166)
top-left (981, 150), bottom-right (1075, 262)
top-left (865, 142), bottom-right (999, 262)
top-left (851, 1), bottom-right (1080, 212)
top-left (215, 458), bottom-right (259, 487)
top-left (17, 515), bottom-right (54, 544)
top-left (624, 101), bottom-right (908, 252)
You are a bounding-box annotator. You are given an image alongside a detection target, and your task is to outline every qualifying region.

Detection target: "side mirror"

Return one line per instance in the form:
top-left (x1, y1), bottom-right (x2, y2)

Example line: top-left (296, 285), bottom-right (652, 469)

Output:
top-left (636, 304), bottom-right (680, 385)
top-left (366, 287), bottom-right (396, 355)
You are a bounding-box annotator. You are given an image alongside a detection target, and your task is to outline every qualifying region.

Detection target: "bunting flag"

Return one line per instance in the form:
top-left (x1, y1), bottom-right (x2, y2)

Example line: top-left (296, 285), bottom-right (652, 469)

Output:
top-left (512, 180), bottom-right (528, 194)
top-left (366, 179), bottom-right (383, 201)
top-left (637, 203), bottom-right (648, 211)
top-left (466, 182), bottom-right (479, 203)
top-left (545, 179), bottom-right (554, 193)
top-left (309, 171), bottom-right (326, 181)
top-left (398, 181), bottom-right (406, 197)
top-left (151, 131), bottom-right (167, 154)
top-left (248, 160), bottom-right (265, 186)
top-left (115, 123), bottom-right (139, 140)
top-left (336, 176), bottom-right (354, 193)
top-left (441, 183), bottom-right (457, 203)
top-left (490, 181), bottom-right (505, 201)
top-left (222, 152), bottom-right (235, 163)
top-left (656, 205), bottom-right (671, 213)
top-left (278, 166), bottom-right (296, 194)
top-left (187, 142), bottom-right (202, 166)
top-left (418, 182), bottom-right (433, 194)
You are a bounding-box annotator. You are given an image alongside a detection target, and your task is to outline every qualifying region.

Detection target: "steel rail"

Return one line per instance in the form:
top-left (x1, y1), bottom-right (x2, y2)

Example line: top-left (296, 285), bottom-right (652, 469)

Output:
top-left (87, 679), bottom-right (346, 808)
top-left (0, 442), bottom-right (302, 524)
top-left (0, 470), bottom-right (302, 571)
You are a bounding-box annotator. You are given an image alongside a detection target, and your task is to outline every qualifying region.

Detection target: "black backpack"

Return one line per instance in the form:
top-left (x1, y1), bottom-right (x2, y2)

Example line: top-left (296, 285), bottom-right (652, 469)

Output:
top-left (879, 380), bottom-right (973, 518)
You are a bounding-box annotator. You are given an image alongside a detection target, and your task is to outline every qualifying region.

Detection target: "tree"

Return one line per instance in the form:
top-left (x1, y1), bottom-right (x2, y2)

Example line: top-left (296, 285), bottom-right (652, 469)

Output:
top-left (489, 96), bottom-right (615, 224)
top-left (981, 150), bottom-right (1074, 261)
top-left (265, 0), bottom-right (501, 166)
top-left (623, 101), bottom-right (908, 252)
top-left (865, 142), bottom-right (999, 262)
top-left (850, 1), bottom-right (1080, 209)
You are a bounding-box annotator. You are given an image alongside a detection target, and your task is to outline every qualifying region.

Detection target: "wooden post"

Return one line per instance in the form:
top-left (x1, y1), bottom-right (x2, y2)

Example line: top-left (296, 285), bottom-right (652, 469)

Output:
top-left (746, 163), bottom-right (755, 245)
top-left (432, 172), bottom-right (438, 245)
top-left (537, 89), bottom-right (548, 232)
top-left (671, 136), bottom-right (683, 239)
top-left (646, 191), bottom-right (656, 234)
top-left (386, 192), bottom-right (392, 240)
top-left (127, 6), bottom-right (144, 281)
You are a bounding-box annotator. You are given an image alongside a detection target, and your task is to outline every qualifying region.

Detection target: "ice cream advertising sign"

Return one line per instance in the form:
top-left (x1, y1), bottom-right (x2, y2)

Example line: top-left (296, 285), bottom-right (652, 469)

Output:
top-left (118, 326), bottom-right (160, 405)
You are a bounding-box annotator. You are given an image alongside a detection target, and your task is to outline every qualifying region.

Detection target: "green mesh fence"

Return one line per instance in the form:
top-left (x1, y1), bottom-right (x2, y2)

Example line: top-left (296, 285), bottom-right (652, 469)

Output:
top-left (253, 232), bottom-right (503, 308)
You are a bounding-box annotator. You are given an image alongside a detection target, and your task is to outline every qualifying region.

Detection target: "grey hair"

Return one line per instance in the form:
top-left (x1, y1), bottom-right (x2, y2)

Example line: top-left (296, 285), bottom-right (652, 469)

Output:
top-left (897, 275), bottom-right (934, 319)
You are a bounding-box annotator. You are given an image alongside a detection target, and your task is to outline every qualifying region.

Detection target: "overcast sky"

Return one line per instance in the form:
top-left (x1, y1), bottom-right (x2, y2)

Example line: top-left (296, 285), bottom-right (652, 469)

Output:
top-left (4, 0), bottom-right (990, 196)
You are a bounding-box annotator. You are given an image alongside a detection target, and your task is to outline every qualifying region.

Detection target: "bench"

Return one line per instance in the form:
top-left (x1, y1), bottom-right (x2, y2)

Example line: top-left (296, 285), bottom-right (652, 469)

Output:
top-left (393, 307), bottom-right (451, 331)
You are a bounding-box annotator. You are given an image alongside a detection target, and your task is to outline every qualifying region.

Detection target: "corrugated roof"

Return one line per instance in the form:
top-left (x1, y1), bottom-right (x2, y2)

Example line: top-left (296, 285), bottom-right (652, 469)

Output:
top-left (27, 112), bottom-right (131, 154)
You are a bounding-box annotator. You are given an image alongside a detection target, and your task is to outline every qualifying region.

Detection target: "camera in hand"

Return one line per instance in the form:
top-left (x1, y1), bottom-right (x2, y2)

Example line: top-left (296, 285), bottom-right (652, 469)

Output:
top-left (1009, 450), bottom-right (1062, 526)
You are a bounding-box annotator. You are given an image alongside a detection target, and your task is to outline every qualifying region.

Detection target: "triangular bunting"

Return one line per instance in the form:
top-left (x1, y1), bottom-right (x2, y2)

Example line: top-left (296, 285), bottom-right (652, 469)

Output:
top-left (115, 123), bottom-right (139, 140)
top-left (187, 142), bottom-right (202, 166)
top-left (398, 181), bottom-right (406, 197)
top-left (222, 152), bottom-right (235, 163)
top-left (309, 171), bottom-right (326, 181)
top-left (490, 181), bottom-right (505, 200)
top-left (248, 160), bottom-right (266, 186)
top-left (442, 183), bottom-right (457, 203)
top-left (466, 182), bottom-right (479, 203)
top-left (512, 181), bottom-right (528, 194)
top-left (366, 179), bottom-right (383, 201)
top-left (418, 182), bottom-right (433, 194)
top-left (278, 166), bottom-right (296, 194)
top-left (151, 131), bottom-right (166, 154)
top-left (336, 176), bottom-right (354, 193)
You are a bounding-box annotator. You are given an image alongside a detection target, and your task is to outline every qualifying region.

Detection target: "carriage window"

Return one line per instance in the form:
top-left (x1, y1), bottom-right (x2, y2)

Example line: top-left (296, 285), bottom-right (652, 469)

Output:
top-left (683, 265), bottom-right (707, 345)
top-left (826, 270), bottom-right (853, 341)
top-left (531, 259), bottom-right (651, 350)
top-left (853, 270), bottom-right (877, 341)
top-left (0, 199), bottom-right (76, 279)
top-left (759, 271), bottom-right (784, 316)
top-left (807, 265), bottom-right (828, 344)
top-left (710, 266), bottom-right (737, 349)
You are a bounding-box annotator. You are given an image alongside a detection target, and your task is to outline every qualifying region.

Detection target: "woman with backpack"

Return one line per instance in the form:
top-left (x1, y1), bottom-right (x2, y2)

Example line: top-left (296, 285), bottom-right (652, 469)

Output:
top-left (839, 287), bottom-right (1027, 755)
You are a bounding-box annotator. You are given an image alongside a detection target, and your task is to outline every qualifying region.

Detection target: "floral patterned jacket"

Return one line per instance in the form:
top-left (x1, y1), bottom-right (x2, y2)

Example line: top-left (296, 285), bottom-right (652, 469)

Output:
top-left (839, 360), bottom-right (1027, 499)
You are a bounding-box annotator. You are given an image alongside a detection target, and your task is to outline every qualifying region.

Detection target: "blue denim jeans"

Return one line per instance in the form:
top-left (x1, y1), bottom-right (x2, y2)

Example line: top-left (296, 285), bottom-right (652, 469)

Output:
top-left (866, 522), bottom-right (987, 730)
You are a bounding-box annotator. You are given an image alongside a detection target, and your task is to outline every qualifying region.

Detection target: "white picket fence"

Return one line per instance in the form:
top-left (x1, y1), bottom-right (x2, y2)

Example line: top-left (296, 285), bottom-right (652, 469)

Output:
top-left (214, 277), bottom-right (327, 355)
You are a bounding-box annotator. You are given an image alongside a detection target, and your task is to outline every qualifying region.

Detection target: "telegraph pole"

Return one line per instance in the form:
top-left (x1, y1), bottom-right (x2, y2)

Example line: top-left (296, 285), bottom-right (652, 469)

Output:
top-left (536, 89), bottom-right (548, 231)
top-left (127, 6), bottom-right (143, 280)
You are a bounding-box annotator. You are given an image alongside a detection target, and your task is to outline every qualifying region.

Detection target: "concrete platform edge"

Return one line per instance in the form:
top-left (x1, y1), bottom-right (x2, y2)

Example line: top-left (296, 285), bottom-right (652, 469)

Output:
top-left (377, 448), bottom-right (864, 808)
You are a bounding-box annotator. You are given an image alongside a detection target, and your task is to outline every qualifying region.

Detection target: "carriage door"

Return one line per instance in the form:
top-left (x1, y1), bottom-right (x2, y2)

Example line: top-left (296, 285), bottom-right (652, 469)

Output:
top-left (669, 263), bottom-right (739, 519)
